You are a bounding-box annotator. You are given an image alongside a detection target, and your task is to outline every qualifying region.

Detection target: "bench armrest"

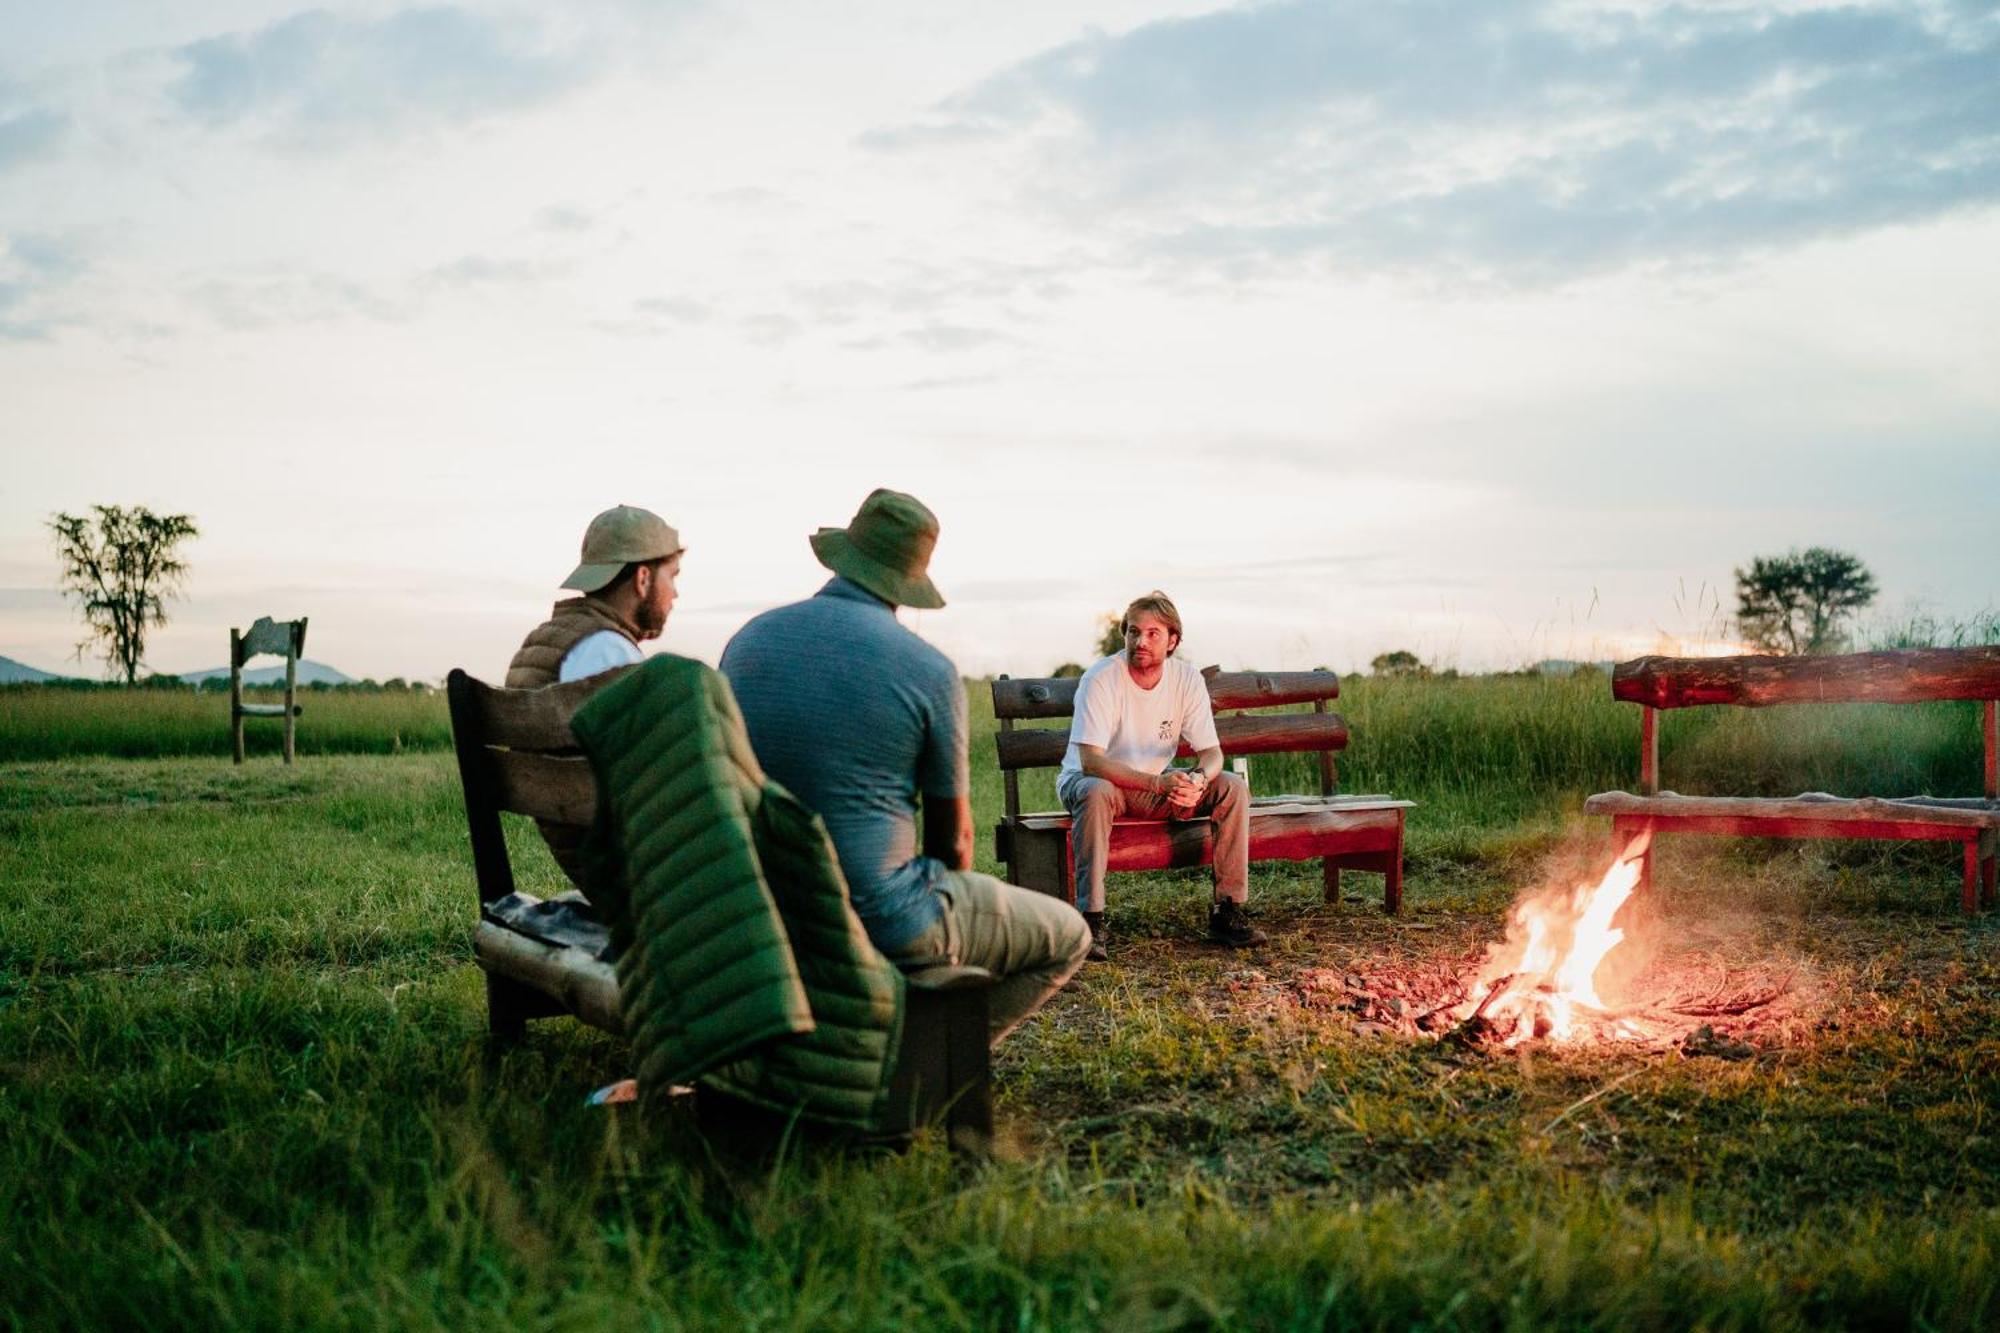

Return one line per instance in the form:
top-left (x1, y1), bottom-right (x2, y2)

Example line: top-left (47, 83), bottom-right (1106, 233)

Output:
top-left (903, 964), bottom-right (996, 991)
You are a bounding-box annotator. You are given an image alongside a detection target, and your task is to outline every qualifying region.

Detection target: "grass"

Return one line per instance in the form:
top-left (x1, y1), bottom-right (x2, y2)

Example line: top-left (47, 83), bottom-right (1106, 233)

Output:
top-left (4, 681), bottom-right (1999, 1329)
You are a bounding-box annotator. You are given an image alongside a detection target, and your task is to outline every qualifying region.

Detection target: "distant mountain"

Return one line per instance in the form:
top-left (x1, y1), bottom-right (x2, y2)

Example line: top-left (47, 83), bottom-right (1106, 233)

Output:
top-left (179, 659), bottom-right (355, 687)
top-left (0, 655), bottom-right (68, 684)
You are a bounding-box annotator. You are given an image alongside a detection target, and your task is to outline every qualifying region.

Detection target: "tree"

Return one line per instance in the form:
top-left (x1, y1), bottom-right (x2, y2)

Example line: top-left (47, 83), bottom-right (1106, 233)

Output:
top-left (1370, 649), bottom-right (1430, 678)
top-left (1733, 547), bottom-right (1878, 655)
top-left (1094, 612), bottom-right (1124, 659)
top-left (49, 504), bottom-right (200, 684)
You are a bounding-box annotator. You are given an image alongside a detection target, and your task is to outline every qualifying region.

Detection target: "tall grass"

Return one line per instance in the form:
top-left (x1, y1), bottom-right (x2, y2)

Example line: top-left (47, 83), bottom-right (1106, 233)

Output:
top-left (0, 686), bottom-right (452, 761)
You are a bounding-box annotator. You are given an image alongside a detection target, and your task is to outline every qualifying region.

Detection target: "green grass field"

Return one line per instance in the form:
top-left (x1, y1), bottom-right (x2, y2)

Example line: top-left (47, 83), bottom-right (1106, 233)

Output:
top-left (4, 677), bottom-right (1997, 1329)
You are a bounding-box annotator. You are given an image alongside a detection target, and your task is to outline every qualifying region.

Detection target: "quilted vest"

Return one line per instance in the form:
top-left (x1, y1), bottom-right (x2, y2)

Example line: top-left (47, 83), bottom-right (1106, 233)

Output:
top-left (506, 596), bottom-right (644, 890)
top-left (505, 597), bottom-right (642, 690)
top-left (571, 655), bottom-right (905, 1128)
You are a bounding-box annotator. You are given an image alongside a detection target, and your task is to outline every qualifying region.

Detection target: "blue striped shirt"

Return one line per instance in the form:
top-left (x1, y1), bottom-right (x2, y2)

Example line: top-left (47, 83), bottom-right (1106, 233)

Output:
top-left (720, 577), bottom-right (964, 953)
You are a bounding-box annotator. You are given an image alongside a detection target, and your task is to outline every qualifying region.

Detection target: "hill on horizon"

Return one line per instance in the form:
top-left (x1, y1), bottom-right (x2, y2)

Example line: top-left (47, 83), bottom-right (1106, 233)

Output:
top-left (180, 660), bottom-right (355, 688)
top-left (0, 655), bottom-right (67, 684)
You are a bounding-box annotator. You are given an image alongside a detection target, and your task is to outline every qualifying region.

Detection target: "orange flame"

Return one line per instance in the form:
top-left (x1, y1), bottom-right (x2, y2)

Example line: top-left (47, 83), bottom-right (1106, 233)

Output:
top-left (1463, 833), bottom-right (1650, 1043)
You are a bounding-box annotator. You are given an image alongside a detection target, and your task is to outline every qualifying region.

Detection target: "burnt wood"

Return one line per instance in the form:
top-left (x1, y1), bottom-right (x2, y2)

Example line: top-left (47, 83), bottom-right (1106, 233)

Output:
top-left (995, 711), bottom-right (1349, 770)
top-left (1613, 646), bottom-right (2000, 710)
top-left (992, 669), bottom-right (1339, 719)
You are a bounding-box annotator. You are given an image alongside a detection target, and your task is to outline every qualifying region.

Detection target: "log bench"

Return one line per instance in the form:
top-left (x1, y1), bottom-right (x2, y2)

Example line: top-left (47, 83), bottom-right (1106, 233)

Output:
top-left (445, 665), bottom-right (996, 1146)
top-left (1583, 647), bottom-right (2000, 914)
top-left (992, 669), bottom-right (1412, 912)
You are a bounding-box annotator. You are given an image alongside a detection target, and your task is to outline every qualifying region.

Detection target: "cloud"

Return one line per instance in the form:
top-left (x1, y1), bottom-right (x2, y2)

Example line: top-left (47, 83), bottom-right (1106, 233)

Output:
top-left (871, 0), bottom-right (2000, 281)
top-left (185, 270), bottom-right (410, 330)
top-left (0, 106), bottom-right (66, 172)
top-left (420, 254), bottom-right (565, 289)
top-left (0, 231), bottom-right (86, 340)
top-left (168, 6), bottom-right (596, 142)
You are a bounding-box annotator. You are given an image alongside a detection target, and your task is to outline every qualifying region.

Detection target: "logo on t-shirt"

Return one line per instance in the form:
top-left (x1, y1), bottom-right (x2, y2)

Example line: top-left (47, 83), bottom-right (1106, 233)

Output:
top-left (1157, 719), bottom-right (1175, 741)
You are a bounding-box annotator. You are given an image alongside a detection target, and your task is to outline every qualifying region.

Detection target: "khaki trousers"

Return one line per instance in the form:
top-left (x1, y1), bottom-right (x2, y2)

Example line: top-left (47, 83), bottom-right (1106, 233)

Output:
top-left (1056, 770), bottom-right (1251, 913)
top-left (886, 871), bottom-right (1090, 1047)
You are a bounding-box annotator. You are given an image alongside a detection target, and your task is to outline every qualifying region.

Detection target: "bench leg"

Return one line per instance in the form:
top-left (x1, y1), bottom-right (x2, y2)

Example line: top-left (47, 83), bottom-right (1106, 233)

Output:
top-left (1981, 831), bottom-right (1997, 912)
top-left (1616, 817), bottom-right (1654, 896)
top-left (485, 970), bottom-right (553, 1042)
top-left (1381, 815), bottom-right (1404, 915)
top-left (1964, 840), bottom-right (1981, 917)
top-left (1322, 860), bottom-right (1340, 906)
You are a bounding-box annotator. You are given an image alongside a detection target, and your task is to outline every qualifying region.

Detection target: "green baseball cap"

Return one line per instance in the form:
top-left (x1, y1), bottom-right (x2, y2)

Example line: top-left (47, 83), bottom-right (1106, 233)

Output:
top-left (561, 505), bottom-right (683, 593)
top-left (809, 488), bottom-right (945, 609)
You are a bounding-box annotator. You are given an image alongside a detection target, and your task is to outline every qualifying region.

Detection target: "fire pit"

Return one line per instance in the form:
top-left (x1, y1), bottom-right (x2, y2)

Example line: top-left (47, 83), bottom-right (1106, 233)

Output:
top-left (1296, 833), bottom-right (1799, 1056)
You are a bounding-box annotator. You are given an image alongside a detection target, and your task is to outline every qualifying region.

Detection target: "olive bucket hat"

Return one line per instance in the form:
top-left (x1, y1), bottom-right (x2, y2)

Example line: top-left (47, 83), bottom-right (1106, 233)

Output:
top-left (810, 488), bottom-right (945, 609)
top-left (561, 505), bottom-right (684, 593)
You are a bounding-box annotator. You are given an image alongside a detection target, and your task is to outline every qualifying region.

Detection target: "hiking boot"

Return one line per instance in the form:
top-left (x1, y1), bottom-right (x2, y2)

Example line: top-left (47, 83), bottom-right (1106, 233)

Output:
top-left (1207, 898), bottom-right (1267, 948)
top-left (1083, 911), bottom-right (1109, 962)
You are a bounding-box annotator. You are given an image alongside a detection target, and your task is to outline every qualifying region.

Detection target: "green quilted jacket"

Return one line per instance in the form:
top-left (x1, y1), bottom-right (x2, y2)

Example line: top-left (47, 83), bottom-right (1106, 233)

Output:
top-left (571, 654), bottom-right (905, 1128)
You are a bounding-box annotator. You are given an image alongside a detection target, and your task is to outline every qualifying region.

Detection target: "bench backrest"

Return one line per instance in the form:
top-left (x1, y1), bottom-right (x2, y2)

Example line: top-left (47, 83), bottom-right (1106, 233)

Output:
top-left (1611, 647), bottom-right (2000, 797)
top-left (991, 668), bottom-right (1347, 821)
top-left (446, 666), bottom-right (631, 906)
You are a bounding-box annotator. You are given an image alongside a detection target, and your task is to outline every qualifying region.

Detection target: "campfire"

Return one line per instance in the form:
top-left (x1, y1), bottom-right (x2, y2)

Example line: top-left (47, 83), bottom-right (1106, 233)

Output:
top-left (1446, 832), bottom-right (1652, 1046)
top-left (1279, 832), bottom-right (1799, 1056)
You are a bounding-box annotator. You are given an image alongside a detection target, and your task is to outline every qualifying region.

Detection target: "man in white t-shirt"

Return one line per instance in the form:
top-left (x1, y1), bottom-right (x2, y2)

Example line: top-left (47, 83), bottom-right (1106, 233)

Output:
top-left (1056, 590), bottom-right (1263, 960)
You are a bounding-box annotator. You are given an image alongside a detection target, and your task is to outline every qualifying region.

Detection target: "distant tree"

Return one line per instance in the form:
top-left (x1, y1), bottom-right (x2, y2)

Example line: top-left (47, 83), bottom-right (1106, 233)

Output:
top-left (1369, 649), bottom-right (1431, 679)
top-left (1094, 612), bottom-right (1124, 659)
top-left (1051, 662), bottom-right (1085, 678)
top-left (49, 504), bottom-right (199, 685)
top-left (1734, 547), bottom-right (1878, 655)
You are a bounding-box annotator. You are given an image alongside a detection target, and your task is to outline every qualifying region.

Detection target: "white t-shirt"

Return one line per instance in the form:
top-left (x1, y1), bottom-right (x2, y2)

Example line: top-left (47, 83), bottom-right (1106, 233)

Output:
top-left (1059, 653), bottom-right (1219, 781)
top-left (559, 629), bottom-right (643, 683)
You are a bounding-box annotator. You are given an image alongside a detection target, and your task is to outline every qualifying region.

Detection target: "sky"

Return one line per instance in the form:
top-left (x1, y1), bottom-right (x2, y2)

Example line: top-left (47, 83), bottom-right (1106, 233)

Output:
top-left (2, 0), bottom-right (1996, 682)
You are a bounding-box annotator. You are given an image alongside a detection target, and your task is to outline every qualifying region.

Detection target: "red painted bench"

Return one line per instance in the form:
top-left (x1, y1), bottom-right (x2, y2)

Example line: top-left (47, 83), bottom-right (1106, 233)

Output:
top-left (991, 669), bottom-right (1411, 912)
top-left (1583, 647), bottom-right (2000, 914)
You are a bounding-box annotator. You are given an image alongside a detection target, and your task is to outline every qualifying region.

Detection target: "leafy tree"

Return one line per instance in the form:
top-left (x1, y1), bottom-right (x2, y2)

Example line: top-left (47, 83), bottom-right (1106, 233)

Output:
top-left (49, 505), bottom-right (200, 684)
top-left (1370, 649), bottom-right (1431, 678)
top-left (1050, 662), bottom-right (1085, 678)
top-left (1094, 612), bottom-right (1124, 659)
top-left (1733, 547), bottom-right (1878, 655)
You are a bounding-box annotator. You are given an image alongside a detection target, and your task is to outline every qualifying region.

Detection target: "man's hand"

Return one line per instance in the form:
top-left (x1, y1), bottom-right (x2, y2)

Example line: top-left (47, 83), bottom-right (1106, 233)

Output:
top-left (1163, 768), bottom-right (1206, 815)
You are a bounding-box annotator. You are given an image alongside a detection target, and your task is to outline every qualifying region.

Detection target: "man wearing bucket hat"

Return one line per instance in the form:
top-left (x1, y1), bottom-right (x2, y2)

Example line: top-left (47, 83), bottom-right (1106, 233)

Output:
top-left (506, 505), bottom-right (684, 689)
top-left (721, 489), bottom-right (1089, 1047)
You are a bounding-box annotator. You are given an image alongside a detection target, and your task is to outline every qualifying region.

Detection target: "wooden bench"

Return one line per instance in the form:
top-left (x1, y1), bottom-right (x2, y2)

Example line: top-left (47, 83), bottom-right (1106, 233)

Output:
top-left (992, 669), bottom-right (1411, 912)
top-left (1583, 647), bottom-right (2000, 914)
top-left (445, 665), bottom-right (996, 1146)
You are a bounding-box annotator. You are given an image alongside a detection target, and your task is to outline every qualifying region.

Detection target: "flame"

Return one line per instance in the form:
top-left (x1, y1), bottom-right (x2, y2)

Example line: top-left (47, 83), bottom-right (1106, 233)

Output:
top-left (1462, 834), bottom-right (1649, 1044)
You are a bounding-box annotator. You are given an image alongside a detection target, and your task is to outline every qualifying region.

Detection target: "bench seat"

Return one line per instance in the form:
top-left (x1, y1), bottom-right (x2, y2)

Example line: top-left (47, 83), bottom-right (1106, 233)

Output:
top-left (1585, 790), bottom-right (2000, 830)
top-left (1002, 794), bottom-right (1412, 910)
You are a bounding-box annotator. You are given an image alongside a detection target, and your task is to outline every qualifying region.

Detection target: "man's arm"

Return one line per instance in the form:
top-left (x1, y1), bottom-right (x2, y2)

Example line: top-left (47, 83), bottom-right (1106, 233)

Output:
top-left (1078, 743), bottom-right (1202, 802)
top-left (922, 794), bottom-right (975, 871)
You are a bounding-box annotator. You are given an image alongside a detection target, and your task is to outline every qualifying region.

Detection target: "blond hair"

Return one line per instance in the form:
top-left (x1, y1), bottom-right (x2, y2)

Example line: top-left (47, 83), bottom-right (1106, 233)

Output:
top-left (1122, 590), bottom-right (1183, 655)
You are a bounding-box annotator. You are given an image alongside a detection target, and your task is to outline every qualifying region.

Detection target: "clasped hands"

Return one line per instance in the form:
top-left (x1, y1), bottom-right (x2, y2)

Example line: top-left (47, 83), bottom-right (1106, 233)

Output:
top-left (1159, 767), bottom-right (1208, 815)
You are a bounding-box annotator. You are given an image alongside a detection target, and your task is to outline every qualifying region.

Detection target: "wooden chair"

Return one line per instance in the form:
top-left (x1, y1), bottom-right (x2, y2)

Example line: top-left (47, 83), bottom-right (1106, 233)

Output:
top-left (230, 616), bottom-right (307, 764)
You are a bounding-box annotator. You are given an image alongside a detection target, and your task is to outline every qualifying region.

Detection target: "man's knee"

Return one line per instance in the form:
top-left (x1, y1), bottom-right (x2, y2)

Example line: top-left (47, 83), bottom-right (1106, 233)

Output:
top-left (1069, 777), bottom-right (1121, 819)
top-left (1209, 770), bottom-right (1249, 810)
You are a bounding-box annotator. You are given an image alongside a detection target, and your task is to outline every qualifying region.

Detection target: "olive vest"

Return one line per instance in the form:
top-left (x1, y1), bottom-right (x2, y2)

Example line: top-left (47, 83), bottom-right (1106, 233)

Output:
top-left (505, 596), bottom-right (644, 890)
top-left (505, 597), bottom-right (643, 689)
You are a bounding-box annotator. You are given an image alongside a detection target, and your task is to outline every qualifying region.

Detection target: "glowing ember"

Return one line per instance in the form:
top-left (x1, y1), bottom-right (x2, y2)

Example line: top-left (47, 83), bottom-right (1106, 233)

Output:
top-left (1455, 833), bottom-right (1652, 1044)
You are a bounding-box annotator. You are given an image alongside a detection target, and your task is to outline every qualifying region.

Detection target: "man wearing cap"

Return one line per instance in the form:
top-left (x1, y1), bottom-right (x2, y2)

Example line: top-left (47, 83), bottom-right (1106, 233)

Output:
top-left (507, 505), bottom-right (684, 689)
top-left (506, 505), bottom-right (682, 895)
top-left (721, 488), bottom-right (1090, 1047)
